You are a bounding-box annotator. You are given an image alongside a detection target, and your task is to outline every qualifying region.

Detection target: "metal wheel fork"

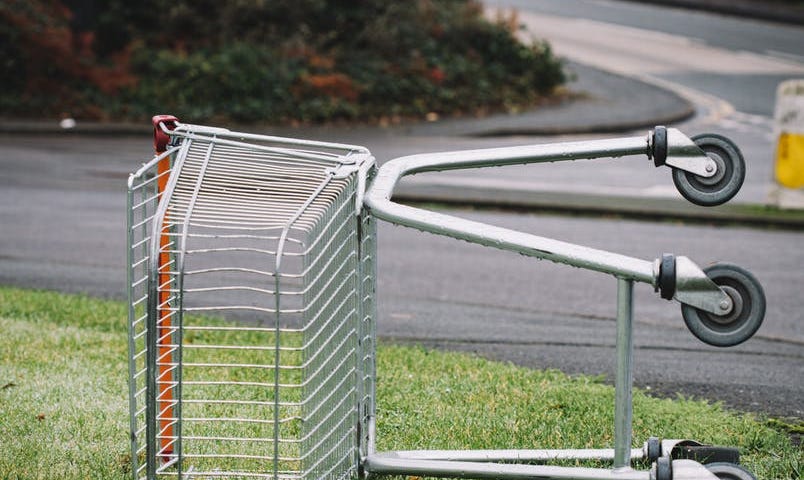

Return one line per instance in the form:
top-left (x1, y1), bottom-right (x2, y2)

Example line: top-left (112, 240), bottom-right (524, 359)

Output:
top-left (649, 126), bottom-right (719, 178)
top-left (655, 255), bottom-right (734, 316)
top-left (655, 255), bottom-right (765, 347)
top-left (649, 126), bottom-right (746, 207)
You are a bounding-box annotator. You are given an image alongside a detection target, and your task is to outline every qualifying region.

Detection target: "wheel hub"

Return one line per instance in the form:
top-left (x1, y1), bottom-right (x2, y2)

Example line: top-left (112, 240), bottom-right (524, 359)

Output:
top-left (695, 151), bottom-right (726, 186)
top-left (708, 285), bottom-right (743, 325)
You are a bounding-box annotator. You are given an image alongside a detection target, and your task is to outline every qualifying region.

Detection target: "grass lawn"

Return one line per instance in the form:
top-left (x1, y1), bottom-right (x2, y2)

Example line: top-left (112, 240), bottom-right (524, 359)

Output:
top-left (0, 287), bottom-right (801, 479)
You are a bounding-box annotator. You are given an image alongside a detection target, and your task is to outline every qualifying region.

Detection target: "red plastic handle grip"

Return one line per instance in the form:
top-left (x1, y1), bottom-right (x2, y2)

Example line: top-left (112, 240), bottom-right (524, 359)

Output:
top-left (152, 115), bottom-right (179, 153)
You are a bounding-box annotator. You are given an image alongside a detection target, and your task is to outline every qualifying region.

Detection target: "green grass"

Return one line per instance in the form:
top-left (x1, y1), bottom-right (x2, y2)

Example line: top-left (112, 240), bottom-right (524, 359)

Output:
top-left (0, 287), bottom-right (801, 479)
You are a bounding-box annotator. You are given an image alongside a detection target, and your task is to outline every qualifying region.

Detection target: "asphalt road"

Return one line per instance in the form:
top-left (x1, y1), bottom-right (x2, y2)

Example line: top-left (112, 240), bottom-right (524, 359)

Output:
top-left (505, 0), bottom-right (804, 115)
top-left (1, 1), bottom-right (802, 425)
top-left (484, 0), bottom-right (804, 206)
top-left (377, 210), bottom-right (803, 419)
top-left (1, 129), bottom-right (802, 420)
top-left (488, 0), bottom-right (804, 66)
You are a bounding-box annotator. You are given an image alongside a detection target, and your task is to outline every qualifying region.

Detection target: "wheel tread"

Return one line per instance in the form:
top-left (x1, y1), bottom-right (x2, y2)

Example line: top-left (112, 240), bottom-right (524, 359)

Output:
top-left (672, 134), bottom-right (745, 207)
top-left (680, 263), bottom-right (765, 347)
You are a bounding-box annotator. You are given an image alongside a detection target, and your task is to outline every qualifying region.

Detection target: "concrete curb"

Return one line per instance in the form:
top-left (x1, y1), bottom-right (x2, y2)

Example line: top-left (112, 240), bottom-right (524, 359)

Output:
top-left (5, 120), bottom-right (802, 228)
top-left (6, 60), bottom-right (785, 226)
top-left (400, 61), bottom-right (695, 138)
top-left (0, 62), bottom-right (694, 139)
top-left (394, 183), bottom-right (804, 230)
top-left (0, 120), bottom-right (150, 136)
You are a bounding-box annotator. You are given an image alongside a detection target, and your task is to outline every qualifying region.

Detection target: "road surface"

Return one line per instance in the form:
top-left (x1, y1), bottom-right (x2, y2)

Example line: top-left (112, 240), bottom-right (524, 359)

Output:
top-left (0, 1), bottom-right (802, 421)
top-left (1, 128), bottom-right (802, 421)
top-left (469, 0), bottom-right (804, 206)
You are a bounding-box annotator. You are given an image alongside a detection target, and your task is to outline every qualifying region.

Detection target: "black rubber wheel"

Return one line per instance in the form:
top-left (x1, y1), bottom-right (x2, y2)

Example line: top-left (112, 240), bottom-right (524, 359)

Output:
top-left (656, 456), bottom-right (673, 480)
top-left (647, 437), bottom-right (662, 462)
top-left (658, 254), bottom-right (676, 300)
top-left (673, 445), bottom-right (739, 465)
top-left (653, 126), bottom-right (668, 167)
top-left (705, 462), bottom-right (757, 480)
top-left (681, 263), bottom-right (765, 347)
top-left (672, 134), bottom-right (745, 207)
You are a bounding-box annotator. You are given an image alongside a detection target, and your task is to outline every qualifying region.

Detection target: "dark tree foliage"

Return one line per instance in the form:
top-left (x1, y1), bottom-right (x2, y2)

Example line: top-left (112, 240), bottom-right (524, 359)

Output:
top-left (0, 0), bottom-right (565, 123)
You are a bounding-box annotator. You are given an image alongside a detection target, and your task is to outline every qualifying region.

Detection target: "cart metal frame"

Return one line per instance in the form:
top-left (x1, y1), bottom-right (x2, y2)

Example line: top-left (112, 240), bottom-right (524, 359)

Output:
top-left (360, 133), bottom-right (756, 480)
top-left (127, 116), bottom-right (763, 480)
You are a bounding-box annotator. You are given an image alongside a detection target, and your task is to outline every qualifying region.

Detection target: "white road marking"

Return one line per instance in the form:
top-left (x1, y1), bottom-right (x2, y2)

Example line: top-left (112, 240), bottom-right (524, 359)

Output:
top-left (496, 8), bottom-right (798, 134)
top-left (766, 49), bottom-right (804, 65)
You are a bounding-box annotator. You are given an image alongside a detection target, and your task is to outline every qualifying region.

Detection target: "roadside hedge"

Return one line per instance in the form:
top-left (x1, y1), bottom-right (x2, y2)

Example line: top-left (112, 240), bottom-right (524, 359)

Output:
top-left (1, 0), bottom-right (566, 124)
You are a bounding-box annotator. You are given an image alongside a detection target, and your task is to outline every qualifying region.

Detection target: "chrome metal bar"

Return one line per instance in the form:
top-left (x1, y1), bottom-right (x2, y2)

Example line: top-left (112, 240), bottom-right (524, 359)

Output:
top-left (364, 138), bottom-right (655, 284)
top-left (364, 455), bottom-right (649, 480)
top-left (362, 210), bottom-right (378, 461)
top-left (273, 268), bottom-right (284, 480)
top-left (125, 181), bottom-right (140, 480)
top-left (168, 130), bottom-right (347, 163)
top-left (128, 148), bottom-right (178, 190)
top-left (614, 278), bottom-right (635, 470)
top-left (168, 121), bottom-right (370, 156)
top-left (146, 139), bottom-right (190, 478)
top-left (379, 448), bottom-right (644, 462)
top-left (270, 173), bottom-right (337, 480)
top-left (174, 137), bottom-right (216, 477)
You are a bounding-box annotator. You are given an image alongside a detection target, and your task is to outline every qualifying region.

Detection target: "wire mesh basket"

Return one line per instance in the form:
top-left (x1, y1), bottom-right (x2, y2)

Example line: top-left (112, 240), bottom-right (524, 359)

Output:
top-left (127, 119), bottom-right (377, 479)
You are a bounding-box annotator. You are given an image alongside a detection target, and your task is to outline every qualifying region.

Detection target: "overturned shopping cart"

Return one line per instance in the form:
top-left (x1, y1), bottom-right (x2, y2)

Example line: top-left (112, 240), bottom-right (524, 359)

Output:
top-left (127, 115), bottom-right (765, 480)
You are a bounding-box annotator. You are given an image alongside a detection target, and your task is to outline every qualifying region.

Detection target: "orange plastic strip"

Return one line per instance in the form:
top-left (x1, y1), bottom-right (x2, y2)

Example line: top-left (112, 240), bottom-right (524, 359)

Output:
top-left (153, 115), bottom-right (178, 461)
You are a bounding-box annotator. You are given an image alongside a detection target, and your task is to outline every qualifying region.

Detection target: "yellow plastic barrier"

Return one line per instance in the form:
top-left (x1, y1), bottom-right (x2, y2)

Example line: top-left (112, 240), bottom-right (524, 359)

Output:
top-left (774, 80), bottom-right (804, 189)
top-left (776, 132), bottom-right (804, 188)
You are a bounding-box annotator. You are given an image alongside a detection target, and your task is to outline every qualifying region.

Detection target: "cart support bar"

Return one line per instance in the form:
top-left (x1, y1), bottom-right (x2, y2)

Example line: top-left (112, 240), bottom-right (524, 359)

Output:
top-left (373, 448), bottom-right (644, 462)
top-left (614, 278), bottom-right (635, 470)
top-left (364, 455), bottom-right (649, 480)
top-left (364, 137), bottom-right (655, 283)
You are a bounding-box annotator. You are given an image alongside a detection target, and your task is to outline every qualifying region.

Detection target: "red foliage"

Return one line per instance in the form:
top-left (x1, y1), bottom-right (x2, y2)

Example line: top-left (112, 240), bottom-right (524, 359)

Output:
top-left (427, 67), bottom-right (446, 85)
top-left (1, 0), bottom-right (138, 114)
top-left (85, 45), bottom-right (139, 94)
top-left (301, 73), bottom-right (359, 102)
top-left (307, 54), bottom-right (336, 70)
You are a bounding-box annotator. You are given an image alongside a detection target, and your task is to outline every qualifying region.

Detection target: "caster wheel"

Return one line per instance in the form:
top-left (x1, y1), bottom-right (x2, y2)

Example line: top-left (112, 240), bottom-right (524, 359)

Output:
top-left (673, 444), bottom-right (739, 465)
top-left (681, 263), bottom-right (765, 347)
top-left (705, 462), bottom-right (757, 480)
top-left (656, 456), bottom-right (673, 480)
top-left (672, 134), bottom-right (745, 207)
top-left (647, 436), bottom-right (662, 462)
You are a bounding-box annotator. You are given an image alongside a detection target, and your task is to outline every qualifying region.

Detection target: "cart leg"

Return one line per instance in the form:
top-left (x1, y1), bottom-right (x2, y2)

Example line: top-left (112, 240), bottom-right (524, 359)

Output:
top-left (614, 278), bottom-right (634, 470)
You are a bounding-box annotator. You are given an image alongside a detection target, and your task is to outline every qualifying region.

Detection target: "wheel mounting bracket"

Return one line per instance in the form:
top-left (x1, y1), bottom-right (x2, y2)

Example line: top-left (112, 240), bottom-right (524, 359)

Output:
top-left (656, 128), bottom-right (718, 177)
top-left (661, 256), bottom-right (733, 315)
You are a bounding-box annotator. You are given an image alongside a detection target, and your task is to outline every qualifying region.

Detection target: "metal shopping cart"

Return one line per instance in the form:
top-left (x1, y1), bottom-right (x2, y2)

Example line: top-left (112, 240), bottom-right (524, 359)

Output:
top-left (127, 115), bottom-right (765, 480)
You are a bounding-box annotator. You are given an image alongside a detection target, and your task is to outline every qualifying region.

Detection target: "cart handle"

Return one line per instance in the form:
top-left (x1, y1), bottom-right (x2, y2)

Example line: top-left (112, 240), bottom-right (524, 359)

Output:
top-left (152, 115), bottom-right (179, 153)
top-left (364, 135), bottom-right (658, 283)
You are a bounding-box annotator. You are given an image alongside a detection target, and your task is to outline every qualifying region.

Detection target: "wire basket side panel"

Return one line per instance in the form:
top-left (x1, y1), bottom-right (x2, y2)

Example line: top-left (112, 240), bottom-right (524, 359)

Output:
top-left (298, 177), bottom-right (362, 480)
top-left (127, 151), bottom-right (176, 480)
top-left (131, 129), bottom-right (371, 480)
top-left (357, 201), bottom-right (378, 463)
top-left (162, 138), bottom-right (307, 478)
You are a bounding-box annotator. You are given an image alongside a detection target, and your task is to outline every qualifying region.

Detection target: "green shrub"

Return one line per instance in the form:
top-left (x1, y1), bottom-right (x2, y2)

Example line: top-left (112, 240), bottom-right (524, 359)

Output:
top-left (0, 0), bottom-right (565, 124)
